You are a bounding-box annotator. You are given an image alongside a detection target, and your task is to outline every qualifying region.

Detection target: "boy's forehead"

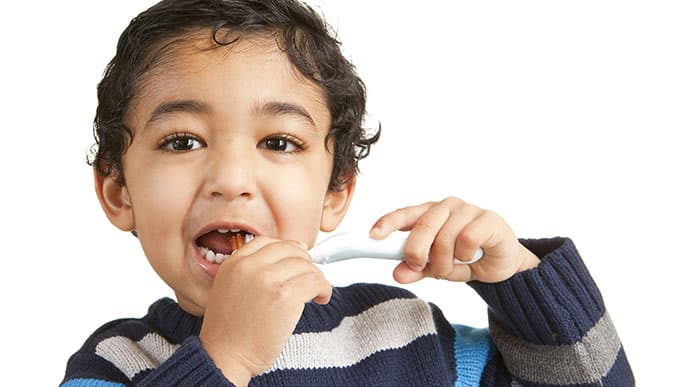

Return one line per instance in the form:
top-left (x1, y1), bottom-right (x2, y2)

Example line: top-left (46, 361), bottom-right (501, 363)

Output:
top-left (126, 35), bottom-right (330, 130)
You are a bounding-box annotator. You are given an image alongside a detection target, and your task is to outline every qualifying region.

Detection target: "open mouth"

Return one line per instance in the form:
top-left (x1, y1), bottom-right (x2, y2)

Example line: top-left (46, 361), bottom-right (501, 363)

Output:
top-left (195, 228), bottom-right (255, 264)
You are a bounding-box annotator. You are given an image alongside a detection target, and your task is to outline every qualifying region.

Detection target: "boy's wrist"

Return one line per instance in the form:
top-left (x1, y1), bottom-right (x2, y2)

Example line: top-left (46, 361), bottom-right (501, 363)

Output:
top-left (517, 245), bottom-right (541, 273)
top-left (200, 338), bottom-right (252, 387)
top-left (221, 366), bottom-right (250, 387)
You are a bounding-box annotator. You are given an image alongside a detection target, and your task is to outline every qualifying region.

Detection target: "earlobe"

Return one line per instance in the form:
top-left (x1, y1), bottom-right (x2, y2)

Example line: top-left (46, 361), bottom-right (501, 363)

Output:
top-left (94, 168), bottom-right (135, 232)
top-left (320, 176), bottom-right (356, 232)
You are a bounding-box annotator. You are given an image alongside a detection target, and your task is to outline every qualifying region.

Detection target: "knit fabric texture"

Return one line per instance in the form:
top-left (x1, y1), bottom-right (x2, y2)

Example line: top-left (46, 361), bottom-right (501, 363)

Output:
top-left (61, 238), bottom-right (634, 386)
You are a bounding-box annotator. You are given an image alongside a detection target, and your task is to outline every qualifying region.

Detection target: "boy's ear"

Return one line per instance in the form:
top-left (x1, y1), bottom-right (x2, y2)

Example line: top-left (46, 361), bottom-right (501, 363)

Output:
top-left (94, 168), bottom-right (135, 232)
top-left (320, 175), bottom-right (356, 232)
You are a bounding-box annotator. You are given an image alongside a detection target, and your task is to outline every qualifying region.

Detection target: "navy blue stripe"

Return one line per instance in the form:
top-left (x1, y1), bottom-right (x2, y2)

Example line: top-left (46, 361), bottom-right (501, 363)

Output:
top-left (145, 298), bottom-right (203, 344)
top-left (251, 333), bottom-right (455, 386)
top-left (431, 303), bottom-right (459, 384)
top-left (601, 347), bottom-right (635, 386)
top-left (470, 238), bottom-right (606, 345)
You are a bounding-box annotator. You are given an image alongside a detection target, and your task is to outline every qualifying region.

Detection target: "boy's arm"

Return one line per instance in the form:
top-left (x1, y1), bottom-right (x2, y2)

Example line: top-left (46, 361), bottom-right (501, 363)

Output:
top-left (370, 198), bottom-right (634, 385)
top-left (468, 237), bottom-right (635, 386)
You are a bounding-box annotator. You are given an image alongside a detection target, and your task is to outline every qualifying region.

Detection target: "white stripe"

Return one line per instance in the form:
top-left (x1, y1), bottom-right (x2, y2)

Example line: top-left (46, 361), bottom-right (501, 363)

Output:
top-left (138, 333), bottom-right (180, 365)
top-left (95, 333), bottom-right (180, 380)
top-left (266, 297), bottom-right (437, 373)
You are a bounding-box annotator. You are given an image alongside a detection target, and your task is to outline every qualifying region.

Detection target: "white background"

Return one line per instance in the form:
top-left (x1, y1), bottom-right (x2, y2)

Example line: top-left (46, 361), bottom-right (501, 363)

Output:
top-left (1, 1), bottom-right (686, 385)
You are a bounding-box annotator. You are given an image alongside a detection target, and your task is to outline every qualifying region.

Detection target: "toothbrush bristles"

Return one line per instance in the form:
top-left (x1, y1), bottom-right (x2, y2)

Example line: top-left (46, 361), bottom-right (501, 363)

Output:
top-left (230, 233), bottom-right (243, 251)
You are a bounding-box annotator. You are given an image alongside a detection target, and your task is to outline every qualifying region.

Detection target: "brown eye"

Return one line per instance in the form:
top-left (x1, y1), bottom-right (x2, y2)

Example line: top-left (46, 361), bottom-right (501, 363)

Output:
top-left (265, 137), bottom-right (288, 151)
top-left (160, 134), bottom-right (203, 152)
top-left (259, 135), bottom-right (303, 153)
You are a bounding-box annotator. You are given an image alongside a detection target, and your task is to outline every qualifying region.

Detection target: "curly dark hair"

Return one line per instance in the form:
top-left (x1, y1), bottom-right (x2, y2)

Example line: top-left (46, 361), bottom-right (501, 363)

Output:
top-left (89, 0), bottom-right (379, 191)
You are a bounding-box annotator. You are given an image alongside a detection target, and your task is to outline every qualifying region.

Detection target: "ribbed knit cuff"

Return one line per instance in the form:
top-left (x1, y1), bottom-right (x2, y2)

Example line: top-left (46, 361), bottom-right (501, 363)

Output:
top-left (468, 237), bottom-right (605, 346)
top-left (138, 336), bottom-right (235, 387)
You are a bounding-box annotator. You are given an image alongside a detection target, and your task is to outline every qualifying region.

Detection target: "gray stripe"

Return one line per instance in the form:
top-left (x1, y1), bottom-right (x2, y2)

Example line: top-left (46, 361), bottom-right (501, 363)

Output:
top-left (95, 333), bottom-right (180, 380)
top-left (490, 312), bottom-right (621, 384)
top-left (265, 298), bottom-right (437, 372)
top-left (94, 299), bottom-right (436, 379)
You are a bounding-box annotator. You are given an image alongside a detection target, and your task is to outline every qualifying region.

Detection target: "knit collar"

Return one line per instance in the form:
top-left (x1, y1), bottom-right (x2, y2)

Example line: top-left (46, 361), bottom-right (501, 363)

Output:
top-left (143, 297), bottom-right (204, 344)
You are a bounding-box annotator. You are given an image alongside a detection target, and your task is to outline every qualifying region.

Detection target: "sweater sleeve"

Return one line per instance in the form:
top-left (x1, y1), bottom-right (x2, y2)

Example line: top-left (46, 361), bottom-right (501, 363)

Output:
top-left (468, 237), bottom-right (634, 386)
top-left (62, 336), bottom-right (236, 387)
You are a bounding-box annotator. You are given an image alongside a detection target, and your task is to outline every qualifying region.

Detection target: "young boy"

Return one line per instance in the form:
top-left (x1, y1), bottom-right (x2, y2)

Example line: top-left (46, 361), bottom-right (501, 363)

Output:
top-left (62, 0), bottom-right (634, 386)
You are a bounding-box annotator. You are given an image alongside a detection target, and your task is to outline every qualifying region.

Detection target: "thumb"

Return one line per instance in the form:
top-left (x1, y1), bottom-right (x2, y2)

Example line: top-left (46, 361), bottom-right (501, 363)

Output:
top-left (392, 262), bottom-right (425, 284)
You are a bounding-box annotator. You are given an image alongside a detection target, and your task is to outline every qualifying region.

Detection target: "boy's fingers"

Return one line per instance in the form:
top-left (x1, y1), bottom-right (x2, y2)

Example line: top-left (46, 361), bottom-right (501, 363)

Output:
top-left (232, 237), bottom-right (308, 262)
top-left (285, 269), bottom-right (333, 305)
top-left (444, 264), bottom-right (473, 283)
top-left (426, 205), bottom-right (482, 278)
top-left (370, 202), bottom-right (435, 238)
top-left (259, 257), bottom-right (323, 284)
top-left (403, 204), bottom-right (450, 271)
top-left (395, 259), bottom-right (474, 284)
top-left (232, 253), bottom-right (331, 304)
top-left (454, 211), bottom-right (498, 261)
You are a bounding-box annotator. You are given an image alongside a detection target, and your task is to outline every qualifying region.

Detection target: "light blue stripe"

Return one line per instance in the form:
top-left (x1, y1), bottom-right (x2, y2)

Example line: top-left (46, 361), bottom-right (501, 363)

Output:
top-left (61, 379), bottom-right (125, 387)
top-left (453, 324), bottom-right (495, 387)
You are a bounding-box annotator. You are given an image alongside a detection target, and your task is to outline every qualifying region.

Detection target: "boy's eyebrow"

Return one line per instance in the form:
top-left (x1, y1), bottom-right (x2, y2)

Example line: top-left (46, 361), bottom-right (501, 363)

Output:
top-left (255, 101), bottom-right (318, 132)
top-left (144, 99), bottom-right (319, 132)
top-left (145, 100), bottom-right (210, 127)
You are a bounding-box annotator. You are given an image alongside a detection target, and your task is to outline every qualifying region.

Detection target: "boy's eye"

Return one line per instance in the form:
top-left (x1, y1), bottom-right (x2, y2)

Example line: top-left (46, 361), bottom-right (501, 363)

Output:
top-left (160, 133), bottom-right (204, 152)
top-left (259, 135), bottom-right (304, 153)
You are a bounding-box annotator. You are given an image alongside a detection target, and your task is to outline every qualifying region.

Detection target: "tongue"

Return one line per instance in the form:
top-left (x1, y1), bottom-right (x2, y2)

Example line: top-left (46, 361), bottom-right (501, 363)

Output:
top-left (197, 231), bottom-right (240, 255)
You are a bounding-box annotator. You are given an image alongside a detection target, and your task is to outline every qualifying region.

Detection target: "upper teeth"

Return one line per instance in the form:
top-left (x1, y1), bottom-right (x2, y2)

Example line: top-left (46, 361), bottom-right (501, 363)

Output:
top-left (218, 228), bottom-right (242, 234)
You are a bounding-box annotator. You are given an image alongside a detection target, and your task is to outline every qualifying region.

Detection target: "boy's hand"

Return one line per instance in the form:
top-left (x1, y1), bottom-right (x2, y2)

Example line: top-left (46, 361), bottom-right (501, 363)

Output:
top-left (370, 197), bottom-right (540, 284)
top-left (199, 237), bottom-right (332, 386)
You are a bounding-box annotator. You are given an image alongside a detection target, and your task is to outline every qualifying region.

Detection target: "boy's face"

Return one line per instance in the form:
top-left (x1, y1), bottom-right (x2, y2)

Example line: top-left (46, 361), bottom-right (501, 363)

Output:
top-left (96, 36), bottom-right (354, 316)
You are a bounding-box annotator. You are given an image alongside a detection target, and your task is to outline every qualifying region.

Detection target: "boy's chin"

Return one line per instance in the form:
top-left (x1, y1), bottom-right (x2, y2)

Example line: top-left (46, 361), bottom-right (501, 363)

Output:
top-left (174, 292), bottom-right (209, 317)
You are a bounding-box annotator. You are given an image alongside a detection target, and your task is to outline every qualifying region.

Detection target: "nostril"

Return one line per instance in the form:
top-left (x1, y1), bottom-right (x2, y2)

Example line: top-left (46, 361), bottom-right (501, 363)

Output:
top-left (210, 191), bottom-right (252, 198)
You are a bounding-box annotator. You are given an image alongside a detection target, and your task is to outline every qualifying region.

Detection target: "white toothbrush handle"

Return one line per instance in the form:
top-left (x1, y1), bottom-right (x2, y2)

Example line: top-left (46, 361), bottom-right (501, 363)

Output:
top-left (354, 231), bottom-right (407, 259)
top-left (366, 232), bottom-right (483, 265)
top-left (367, 232), bottom-right (483, 264)
top-left (309, 231), bottom-right (483, 264)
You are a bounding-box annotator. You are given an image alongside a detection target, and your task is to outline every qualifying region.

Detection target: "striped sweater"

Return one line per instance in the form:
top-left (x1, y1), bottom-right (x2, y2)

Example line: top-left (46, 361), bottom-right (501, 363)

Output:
top-left (61, 238), bottom-right (634, 386)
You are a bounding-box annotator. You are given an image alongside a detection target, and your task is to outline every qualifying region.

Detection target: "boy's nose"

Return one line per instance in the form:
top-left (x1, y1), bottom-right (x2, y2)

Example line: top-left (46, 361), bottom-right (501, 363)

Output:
top-left (203, 143), bottom-right (257, 200)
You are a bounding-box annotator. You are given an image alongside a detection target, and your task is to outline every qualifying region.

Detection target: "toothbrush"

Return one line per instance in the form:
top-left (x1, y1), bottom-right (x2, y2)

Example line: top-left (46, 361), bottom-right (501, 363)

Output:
top-left (308, 231), bottom-right (484, 265)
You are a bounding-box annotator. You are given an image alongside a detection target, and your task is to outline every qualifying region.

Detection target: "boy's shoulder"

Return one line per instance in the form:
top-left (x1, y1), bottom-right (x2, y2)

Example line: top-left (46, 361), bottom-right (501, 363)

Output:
top-left (63, 298), bottom-right (201, 385)
top-left (91, 298), bottom-right (205, 347)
